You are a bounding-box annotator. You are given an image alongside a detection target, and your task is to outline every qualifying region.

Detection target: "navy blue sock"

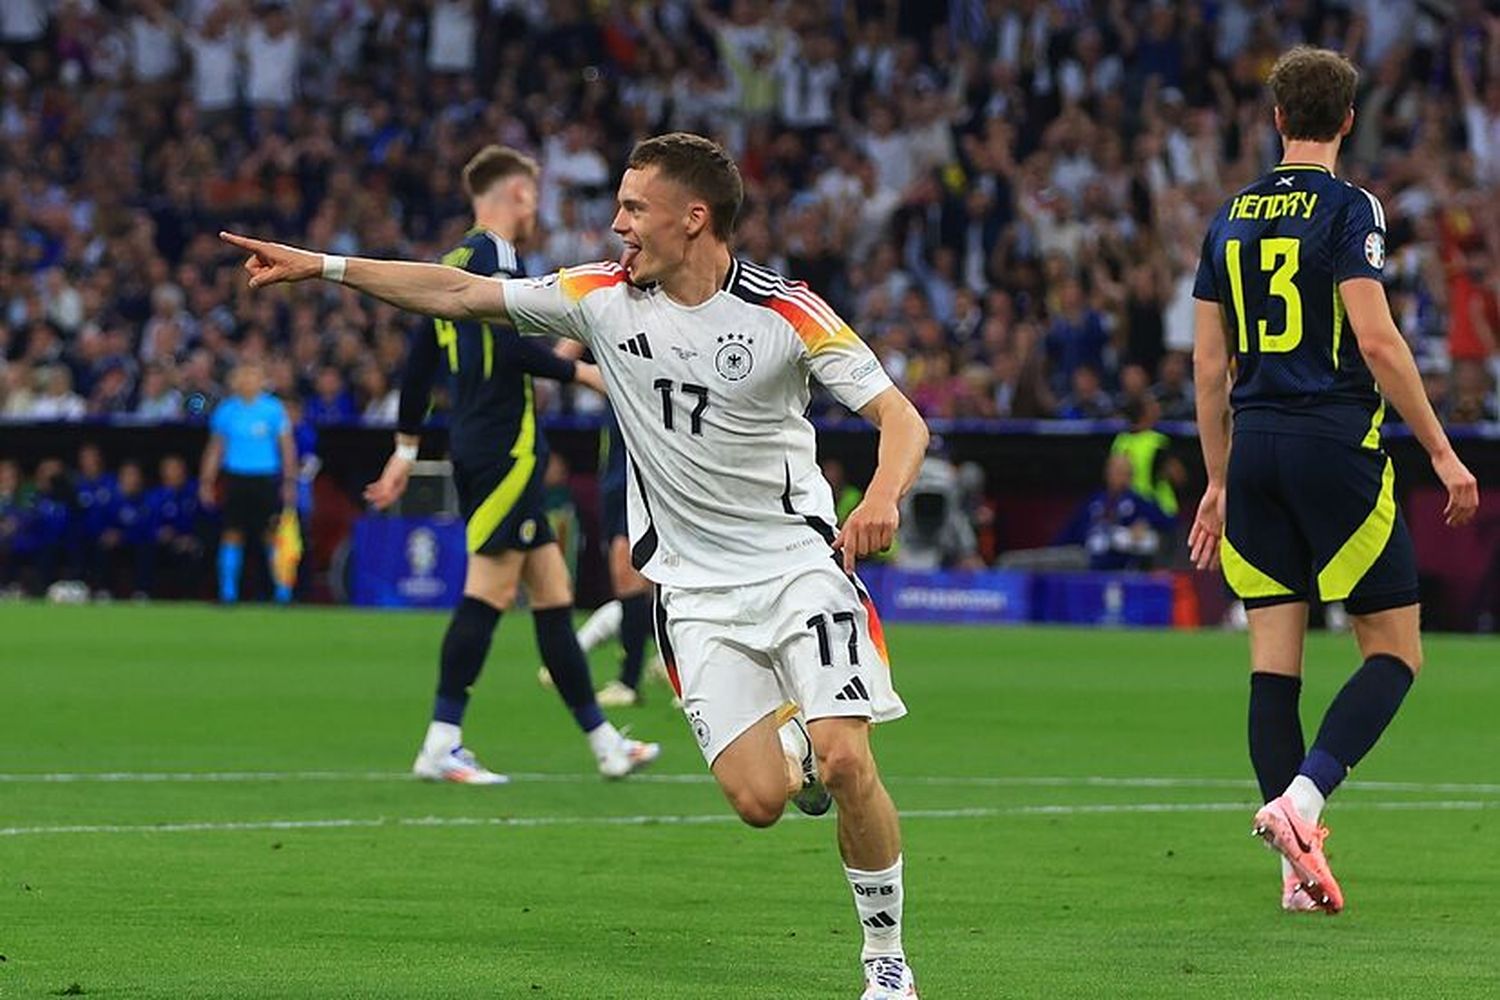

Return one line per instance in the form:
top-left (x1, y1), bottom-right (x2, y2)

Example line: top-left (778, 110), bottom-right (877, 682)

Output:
top-left (1248, 672), bottom-right (1304, 803)
top-left (1299, 653), bottom-right (1416, 797)
top-left (534, 606), bottom-right (605, 733)
top-left (433, 596), bottom-right (501, 725)
top-left (618, 592), bottom-right (651, 690)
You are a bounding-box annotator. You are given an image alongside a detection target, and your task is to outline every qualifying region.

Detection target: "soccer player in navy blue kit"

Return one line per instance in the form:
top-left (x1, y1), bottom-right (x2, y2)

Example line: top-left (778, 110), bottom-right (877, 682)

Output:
top-left (1189, 47), bottom-right (1479, 913)
top-left (575, 406), bottom-right (658, 707)
top-left (363, 145), bottom-right (659, 783)
top-left (200, 362), bottom-right (298, 604)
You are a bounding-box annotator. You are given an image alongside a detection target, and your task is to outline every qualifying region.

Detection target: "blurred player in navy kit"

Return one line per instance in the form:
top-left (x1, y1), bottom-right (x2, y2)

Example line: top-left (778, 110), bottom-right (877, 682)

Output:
top-left (363, 145), bottom-right (659, 783)
top-left (1189, 46), bottom-right (1479, 914)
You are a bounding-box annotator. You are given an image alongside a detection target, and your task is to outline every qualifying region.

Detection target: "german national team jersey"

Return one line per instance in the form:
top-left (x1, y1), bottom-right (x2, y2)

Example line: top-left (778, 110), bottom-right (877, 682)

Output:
top-left (1193, 163), bottom-right (1388, 445)
top-left (502, 258), bottom-right (894, 588)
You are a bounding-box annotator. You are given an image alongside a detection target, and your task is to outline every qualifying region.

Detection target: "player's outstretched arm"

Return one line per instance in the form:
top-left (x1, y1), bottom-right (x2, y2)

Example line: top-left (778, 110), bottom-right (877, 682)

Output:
top-left (835, 387), bottom-right (929, 572)
top-left (219, 232), bottom-right (511, 324)
top-left (1341, 277), bottom-right (1479, 526)
top-left (1190, 298), bottom-right (1232, 570)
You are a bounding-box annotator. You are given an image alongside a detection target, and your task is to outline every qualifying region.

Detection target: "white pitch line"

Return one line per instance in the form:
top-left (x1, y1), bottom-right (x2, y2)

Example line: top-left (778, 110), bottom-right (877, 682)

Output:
top-left (0, 800), bottom-right (1495, 838)
top-left (2, 771), bottom-right (1500, 796)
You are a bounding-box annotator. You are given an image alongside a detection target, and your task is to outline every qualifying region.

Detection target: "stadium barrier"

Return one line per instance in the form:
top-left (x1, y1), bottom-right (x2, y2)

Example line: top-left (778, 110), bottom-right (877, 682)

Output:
top-left (345, 519), bottom-right (1176, 628)
top-left (6, 417), bottom-right (1499, 629)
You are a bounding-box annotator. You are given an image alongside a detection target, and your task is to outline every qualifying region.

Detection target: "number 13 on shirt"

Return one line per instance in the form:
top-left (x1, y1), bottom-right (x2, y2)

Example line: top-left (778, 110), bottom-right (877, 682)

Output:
top-left (1226, 237), bottom-right (1303, 355)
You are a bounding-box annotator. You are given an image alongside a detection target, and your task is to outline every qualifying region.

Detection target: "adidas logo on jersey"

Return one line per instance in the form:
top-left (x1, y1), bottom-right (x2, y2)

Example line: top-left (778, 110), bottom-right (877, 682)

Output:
top-left (834, 676), bottom-right (870, 702)
top-left (617, 332), bottom-right (653, 358)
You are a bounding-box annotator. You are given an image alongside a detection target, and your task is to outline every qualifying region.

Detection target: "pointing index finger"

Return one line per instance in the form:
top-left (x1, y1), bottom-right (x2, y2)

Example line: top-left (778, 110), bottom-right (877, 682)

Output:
top-left (219, 231), bottom-right (260, 253)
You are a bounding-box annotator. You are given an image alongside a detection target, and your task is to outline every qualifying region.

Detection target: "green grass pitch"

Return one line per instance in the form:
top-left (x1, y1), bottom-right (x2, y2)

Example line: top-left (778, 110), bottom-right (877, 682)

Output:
top-left (2, 603), bottom-right (1498, 998)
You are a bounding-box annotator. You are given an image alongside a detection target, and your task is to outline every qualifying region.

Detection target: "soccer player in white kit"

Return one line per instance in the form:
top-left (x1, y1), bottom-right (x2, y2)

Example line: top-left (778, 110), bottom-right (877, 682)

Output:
top-left (221, 132), bottom-right (930, 1000)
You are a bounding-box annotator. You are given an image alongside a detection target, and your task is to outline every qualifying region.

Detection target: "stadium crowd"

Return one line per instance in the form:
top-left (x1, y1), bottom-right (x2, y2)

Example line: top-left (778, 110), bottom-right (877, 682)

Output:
top-left (4, 0), bottom-right (1500, 591)
top-left (2, 0), bottom-right (1499, 429)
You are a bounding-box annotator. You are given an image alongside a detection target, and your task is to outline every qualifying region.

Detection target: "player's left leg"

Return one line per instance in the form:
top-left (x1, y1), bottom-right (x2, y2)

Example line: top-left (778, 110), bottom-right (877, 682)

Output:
top-left (772, 564), bottom-right (915, 998)
top-left (522, 541), bottom-right (658, 778)
top-left (1288, 601), bottom-right (1422, 830)
top-left (807, 718), bottom-right (915, 998)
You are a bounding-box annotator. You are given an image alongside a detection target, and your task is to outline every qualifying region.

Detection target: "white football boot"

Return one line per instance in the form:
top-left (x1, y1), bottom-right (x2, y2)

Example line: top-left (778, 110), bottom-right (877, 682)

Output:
top-left (595, 729), bottom-right (661, 779)
top-left (596, 679), bottom-right (641, 707)
top-left (777, 704), bottom-right (831, 816)
top-left (861, 957), bottom-right (918, 999)
top-left (412, 743), bottom-right (509, 785)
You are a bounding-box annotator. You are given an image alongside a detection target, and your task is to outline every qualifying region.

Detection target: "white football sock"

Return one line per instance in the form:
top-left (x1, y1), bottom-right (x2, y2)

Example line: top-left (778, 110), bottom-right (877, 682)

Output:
top-left (1285, 775), bottom-right (1326, 824)
top-left (846, 854), bottom-right (904, 961)
top-left (576, 600), bottom-right (623, 652)
top-left (423, 721), bottom-right (461, 756)
top-left (586, 720), bottom-right (621, 759)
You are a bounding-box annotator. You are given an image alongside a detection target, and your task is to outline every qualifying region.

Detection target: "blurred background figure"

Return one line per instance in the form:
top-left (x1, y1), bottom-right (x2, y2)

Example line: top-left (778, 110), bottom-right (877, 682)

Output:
top-left (1055, 455), bottom-right (1176, 572)
top-left (199, 362), bottom-right (296, 604)
top-left (895, 444), bottom-right (983, 571)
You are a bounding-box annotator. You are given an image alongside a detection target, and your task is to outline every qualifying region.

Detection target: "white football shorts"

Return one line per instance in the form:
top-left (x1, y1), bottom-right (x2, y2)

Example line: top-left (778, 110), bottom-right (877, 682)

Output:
top-left (654, 560), bottom-right (907, 765)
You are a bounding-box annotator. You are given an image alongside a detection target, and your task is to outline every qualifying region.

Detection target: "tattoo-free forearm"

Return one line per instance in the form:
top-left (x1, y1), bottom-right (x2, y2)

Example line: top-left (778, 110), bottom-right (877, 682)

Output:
top-left (340, 257), bottom-right (508, 323)
top-left (866, 399), bottom-right (929, 503)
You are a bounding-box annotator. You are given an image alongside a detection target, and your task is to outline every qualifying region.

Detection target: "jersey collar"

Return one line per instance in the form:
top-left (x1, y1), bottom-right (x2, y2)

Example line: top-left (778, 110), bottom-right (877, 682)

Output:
top-left (1273, 162), bottom-right (1334, 175)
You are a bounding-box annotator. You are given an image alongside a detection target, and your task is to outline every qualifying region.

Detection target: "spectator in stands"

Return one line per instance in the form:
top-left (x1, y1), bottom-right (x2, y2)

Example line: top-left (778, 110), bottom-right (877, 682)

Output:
top-left (136, 363), bottom-right (185, 421)
top-left (28, 366), bottom-right (87, 422)
top-left (1151, 351), bottom-right (1195, 421)
top-left (0, 0), bottom-right (1496, 443)
top-left (1055, 454), bottom-right (1176, 572)
top-left (1045, 278), bottom-right (1111, 394)
top-left (2, 361), bottom-right (36, 418)
top-left (357, 364), bottom-right (399, 426)
top-left (1055, 364), bottom-right (1115, 420)
top-left (305, 365), bottom-right (356, 425)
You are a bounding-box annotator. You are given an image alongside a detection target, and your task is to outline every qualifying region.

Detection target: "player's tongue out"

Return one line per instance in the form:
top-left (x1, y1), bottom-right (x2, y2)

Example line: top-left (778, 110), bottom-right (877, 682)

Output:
top-left (620, 243), bottom-right (640, 272)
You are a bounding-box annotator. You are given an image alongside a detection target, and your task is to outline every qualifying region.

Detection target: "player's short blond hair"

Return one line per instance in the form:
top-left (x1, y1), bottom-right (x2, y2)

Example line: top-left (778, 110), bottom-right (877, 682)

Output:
top-left (462, 145), bottom-right (539, 201)
top-left (1268, 47), bottom-right (1359, 142)
top-left (627, 132), bottom-right (743, 241)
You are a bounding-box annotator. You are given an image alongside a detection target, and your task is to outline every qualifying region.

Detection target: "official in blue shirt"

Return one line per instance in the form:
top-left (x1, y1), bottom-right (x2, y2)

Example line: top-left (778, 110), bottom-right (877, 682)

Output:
top-left (200, 362), bottom-right (296, 603)
top-left (1056, 454), bottom-right (1177, 571)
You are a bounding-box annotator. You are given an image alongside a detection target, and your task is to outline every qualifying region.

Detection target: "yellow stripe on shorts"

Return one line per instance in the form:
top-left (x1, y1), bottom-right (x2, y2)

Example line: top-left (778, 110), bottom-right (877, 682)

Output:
top-left (1317, 456), bottom-right (1396, 602)
top-left (465, 379), bottom-right (538, 553)
top-left (1220, 536), bottom-right (1294, 599)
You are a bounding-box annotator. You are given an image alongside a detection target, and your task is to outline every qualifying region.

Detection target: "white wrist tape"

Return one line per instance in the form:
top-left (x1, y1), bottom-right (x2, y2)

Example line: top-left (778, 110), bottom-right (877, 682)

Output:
top-left (394, 443), bottom-right (419, 463)
top-left (322, 254), bottom-right (348, 282)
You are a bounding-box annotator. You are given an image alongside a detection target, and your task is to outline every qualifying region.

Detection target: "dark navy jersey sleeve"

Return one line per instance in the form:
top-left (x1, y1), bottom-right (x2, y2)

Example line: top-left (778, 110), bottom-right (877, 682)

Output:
top-left (1332, 186), bottom-right (1386, 284)
top-left (397, 321), bottom-right (440, 435)
top-left (1192, 222), bottom-right (1220, 302)
top-left (497, 328), bottom-right (577, 383)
